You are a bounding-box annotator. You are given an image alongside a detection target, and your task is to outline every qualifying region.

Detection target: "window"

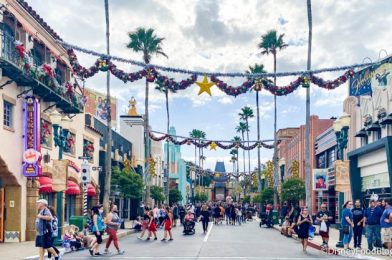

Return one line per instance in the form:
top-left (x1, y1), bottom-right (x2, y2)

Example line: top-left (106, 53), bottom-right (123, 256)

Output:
top-left (83, 138), bottom-right (94, 162)
top-left (65, 195), bottom-right (76, 223)
top-left (373, 130), bottom-right (381, 142)
top-left (3, 101), bottom-right (13, 128)
top-left (327, 149), bottom-right (335, 167)
top-left (41, 120), bottom-right (52, 148)
top-left (64, 132), bottom-right (76, 155)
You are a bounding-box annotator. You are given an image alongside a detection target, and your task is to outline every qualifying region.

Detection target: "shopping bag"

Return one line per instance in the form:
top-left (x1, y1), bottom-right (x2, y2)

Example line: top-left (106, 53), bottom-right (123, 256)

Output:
top-left (320, 221), bottom-right (328, 232)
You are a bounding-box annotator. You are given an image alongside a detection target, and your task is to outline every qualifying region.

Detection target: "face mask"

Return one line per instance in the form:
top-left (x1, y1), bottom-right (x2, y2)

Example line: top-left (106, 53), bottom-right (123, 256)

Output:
top-left (99, 209), bottom-right (103, 214)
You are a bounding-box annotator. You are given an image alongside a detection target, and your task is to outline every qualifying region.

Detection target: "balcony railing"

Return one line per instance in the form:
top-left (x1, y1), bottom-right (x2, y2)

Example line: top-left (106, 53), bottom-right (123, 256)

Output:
top-left (0, 33), bottom-right (83, 113)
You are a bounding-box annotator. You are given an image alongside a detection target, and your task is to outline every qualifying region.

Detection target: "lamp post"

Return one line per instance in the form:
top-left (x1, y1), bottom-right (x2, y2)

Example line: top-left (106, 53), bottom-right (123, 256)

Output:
top-left (333, 113), bottom-right (350, 248)
top-left (50, 110), bottom-right (72, 246)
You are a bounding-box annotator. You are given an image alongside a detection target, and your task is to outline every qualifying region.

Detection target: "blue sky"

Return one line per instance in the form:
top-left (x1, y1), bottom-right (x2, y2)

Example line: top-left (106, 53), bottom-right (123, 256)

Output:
top-left (27, 0), bottom-right (392, 170)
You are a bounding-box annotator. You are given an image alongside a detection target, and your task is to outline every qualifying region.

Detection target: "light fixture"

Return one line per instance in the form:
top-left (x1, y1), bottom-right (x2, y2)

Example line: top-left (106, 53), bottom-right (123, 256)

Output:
top-left (49, 110), bottom-right (62, 126)
top-left (340, 113), bottom-right (351, 128)
top-left (333, 118), bottom-right (342, 132)
top-left (61, 116), bottom-right (72, 131)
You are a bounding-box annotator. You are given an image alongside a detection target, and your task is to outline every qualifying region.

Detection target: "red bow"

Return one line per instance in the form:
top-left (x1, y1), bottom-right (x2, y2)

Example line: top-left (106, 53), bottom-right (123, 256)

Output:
top-left (15, 44), bottom-right (26, 59)
top-left (43, 64), bottom-right (54, 78)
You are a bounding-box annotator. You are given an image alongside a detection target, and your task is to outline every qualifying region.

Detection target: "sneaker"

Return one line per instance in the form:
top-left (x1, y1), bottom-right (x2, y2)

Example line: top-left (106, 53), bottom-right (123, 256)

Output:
top-left (137, 236), bottom-right (142, 240)
top-left (161, 238), bottom-right (166, 241)
top-left (95, 252), bottom-right (102, 256)
top-left (103, 249), bottom-right (111, 255)
top-left (146, 237), bottom-right (150, 241)
top-left (117, 250), bottom-right (125, 255)
top-left (154, 237), bottom-right (158, 240)
top-left (89, 249), bottom-right (94, 256)
top-left (169, 238), bottom-right (173, 241)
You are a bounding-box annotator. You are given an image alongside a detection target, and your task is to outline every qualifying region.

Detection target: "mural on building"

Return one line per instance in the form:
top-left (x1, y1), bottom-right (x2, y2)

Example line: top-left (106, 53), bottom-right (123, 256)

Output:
top-left (84, 88), bottom-right (117, 125)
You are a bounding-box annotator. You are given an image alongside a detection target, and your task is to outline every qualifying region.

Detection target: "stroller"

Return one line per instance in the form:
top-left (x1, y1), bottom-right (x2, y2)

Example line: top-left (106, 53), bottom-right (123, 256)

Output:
top-left (183, 219), bottom-right (196, 235)
top-left (259, 212), bottom-right (273, 228)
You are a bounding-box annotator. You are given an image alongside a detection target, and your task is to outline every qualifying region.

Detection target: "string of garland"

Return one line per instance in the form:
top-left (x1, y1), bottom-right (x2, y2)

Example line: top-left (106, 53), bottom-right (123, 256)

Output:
top-left (149, 131), bottom-right (275, 150)
top-left (60, 40), bottom-right (378, 78)
top-left (68, 49), bottom-right (355, 97)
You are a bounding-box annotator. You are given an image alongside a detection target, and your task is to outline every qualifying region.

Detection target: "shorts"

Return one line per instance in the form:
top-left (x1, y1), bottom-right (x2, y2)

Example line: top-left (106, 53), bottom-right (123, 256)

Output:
top-left (319, 230), bottom-right (329, 239)
top-left (94, 231), bottom-right (103, 244)
top-left (35, 234), bottom-right (52, 249)
top-left (381, 227), bottom-right (392, 243)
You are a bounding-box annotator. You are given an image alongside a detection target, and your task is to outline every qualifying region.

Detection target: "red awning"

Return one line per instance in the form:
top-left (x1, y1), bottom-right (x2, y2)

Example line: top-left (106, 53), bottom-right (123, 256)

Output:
top-left (87, 184), bottom-right (96, 197)
top-left (39, 176), bottom-right (53, 193)
top-left (66, 180), bottom-right (80, 195)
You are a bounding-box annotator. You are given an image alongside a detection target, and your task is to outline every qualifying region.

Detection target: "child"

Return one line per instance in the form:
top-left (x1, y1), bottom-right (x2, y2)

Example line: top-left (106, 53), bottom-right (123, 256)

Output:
top-left (280, 217), bottom-right (291, 237)
top-left (146, 210), bottom-right (158, 240)
top-left (79, 232), bottom-right (98, 256)
top-left (134, 217), bottom-right (142, 232)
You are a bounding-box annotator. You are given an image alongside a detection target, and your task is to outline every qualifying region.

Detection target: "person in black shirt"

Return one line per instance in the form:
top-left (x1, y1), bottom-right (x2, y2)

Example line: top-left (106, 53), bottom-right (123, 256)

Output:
top-left (200, 204), bottom-right (210, 233)
top-left (352, 199), bottom-right (365, 248)
top-left (316, 203), bottom-right (333, 247)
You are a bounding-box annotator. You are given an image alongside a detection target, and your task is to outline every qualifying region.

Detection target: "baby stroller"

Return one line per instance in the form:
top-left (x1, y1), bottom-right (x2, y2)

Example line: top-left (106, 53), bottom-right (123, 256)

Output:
top-left (183, 219), bottom-right (196, 235)
top-left (259, 212), bottom-right (273, 228)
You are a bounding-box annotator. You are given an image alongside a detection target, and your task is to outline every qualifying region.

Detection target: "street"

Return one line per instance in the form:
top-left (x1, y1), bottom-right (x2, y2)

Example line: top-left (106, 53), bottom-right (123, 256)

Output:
top-left (63, 221), bottom-right (344, 260)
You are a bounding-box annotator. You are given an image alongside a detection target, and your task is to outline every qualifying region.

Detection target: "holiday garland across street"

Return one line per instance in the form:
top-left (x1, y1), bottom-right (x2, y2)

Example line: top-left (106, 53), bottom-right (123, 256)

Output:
top-left (67, 48), bottom-right (356, 97)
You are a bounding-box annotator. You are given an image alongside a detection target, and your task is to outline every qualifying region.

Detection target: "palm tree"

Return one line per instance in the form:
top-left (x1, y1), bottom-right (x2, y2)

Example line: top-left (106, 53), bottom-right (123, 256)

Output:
top-left (127, 27), bottom-right (168, 204)
top-left (305, 0), bottom-right (313, 210)
top-left (229, 149), bottom-right (238, 173)
top-left (246, 64), bottom-right (269, 192)
top-left (232, 136), bottom-right (241, 175)
top-left (258, 30), bottom-right (288, 206)
top-left (235, 122), bottom-right (247, 175)
top-left (155, 78), bottom-right (176, 202)
top-left (239, 106), bottom-right (254, 176)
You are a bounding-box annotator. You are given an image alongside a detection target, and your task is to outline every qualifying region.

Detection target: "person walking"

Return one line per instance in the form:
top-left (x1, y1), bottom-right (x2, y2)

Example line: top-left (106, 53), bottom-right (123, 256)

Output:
top-left (280, 201), bottom-right (288, 226)
top-left (316, 203), bottom-right (333, 248)
top-left (380, 199), bottom-right (392, 250)
top-left (161, 207), bottom-right (173, 241)
top-left (35, 199), bottom-right (59, 260)
top-left (91, 205), bottom-right (105, 256)
top-left (297, 207), bottom-right (312, 252)
top-left (146, 210), bottom-right (158, 240)
top-left (172, 203), bottom-right (179, 227)
top-left (138, 207), bottom-right (150, 240)
top-left (104, 203), bottom-right (125, 255)
top-left (200, 204), bottom-right (210, 233)
top-left (179, 204), bottom-right (186, 225)
top-left (47, 206), bottom-right (60, 259)
top-left (352, 199), bottom-right (365, 249)
top-left (364, 198), bottom-right (383, 250)
top-left (341, 201), bottom-right (354, 250)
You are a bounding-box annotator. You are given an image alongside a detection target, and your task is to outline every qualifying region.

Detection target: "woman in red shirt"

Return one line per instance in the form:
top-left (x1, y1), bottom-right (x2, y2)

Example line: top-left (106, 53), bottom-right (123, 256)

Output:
top-left (161, 207), bottom-right (173, 241)
top-left (146, 211), bottom-right (157, 241)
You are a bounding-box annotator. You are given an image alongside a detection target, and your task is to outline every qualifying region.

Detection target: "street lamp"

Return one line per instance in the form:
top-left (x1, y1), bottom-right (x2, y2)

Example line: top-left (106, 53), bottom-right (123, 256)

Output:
top-left (49, 110), bottom-right (73, 246)
top-left (333, 113), bottom-right (350, 248)
top-left (50, 110), bottom-right (72, 160)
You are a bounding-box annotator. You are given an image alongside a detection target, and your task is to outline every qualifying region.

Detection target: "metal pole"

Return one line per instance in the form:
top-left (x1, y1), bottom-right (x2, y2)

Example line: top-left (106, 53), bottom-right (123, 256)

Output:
top-left (103, 0), bottom-right (112, 212)
top-left (304, 0), bottom-right (313, 212)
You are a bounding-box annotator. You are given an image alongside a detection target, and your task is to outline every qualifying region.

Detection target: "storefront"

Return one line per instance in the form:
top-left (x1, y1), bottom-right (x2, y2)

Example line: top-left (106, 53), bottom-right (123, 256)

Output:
top-left (348, 137), bottom-right (392, 203)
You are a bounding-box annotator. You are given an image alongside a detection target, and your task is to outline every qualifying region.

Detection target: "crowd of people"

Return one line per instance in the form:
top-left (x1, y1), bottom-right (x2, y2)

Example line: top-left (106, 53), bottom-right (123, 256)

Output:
top-left (278, 198), bottom-right (392, 253)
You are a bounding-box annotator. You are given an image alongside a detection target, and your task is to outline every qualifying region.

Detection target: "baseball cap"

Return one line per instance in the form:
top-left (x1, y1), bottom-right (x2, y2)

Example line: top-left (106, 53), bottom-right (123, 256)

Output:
top-left (36, 199), bottom-right (48, 205)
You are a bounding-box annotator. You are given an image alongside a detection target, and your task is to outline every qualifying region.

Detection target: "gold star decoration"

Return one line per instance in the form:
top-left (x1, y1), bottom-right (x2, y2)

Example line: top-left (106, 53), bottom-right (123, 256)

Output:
top-left (196, 75), bottom-right (215, 96)
top-left (209, 142), bottom-right (217, 150)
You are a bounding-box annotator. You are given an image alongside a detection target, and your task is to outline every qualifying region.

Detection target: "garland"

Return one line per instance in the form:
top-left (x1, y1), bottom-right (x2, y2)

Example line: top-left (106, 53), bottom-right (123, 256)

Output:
top-left (149, 132), bottom-right (275, 150)
top-left (60, 40), bottom-right (377, 78)
top-left (67, 49), bottom-right (355, 97)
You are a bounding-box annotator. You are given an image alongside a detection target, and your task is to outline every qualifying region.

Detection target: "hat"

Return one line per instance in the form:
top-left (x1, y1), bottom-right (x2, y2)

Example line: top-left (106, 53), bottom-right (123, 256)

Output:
top-left (36, 199), bottom-right (48, 205)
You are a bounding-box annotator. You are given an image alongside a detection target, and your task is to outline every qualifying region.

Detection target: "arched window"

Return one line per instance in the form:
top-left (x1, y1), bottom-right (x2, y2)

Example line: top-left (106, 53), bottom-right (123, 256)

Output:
top-left (2, 23), bottom-right (14, 61)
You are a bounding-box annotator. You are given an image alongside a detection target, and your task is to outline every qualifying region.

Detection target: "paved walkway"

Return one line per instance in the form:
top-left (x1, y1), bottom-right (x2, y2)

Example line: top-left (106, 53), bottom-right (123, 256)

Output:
top-left (63, 219), bottom-right (341, 260)
top-left (0, 221), bottom-right (135, 260)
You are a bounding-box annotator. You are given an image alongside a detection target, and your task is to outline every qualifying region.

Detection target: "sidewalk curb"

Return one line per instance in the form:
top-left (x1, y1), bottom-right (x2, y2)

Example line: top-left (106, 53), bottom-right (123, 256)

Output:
top-left (24, 229), bottom-right (135, 260)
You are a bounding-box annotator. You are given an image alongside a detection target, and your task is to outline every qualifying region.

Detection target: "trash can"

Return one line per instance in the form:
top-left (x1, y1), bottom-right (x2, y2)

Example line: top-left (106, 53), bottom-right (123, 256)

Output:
top-left (271, 210), bottom-right (279, 225)
top-left (69, 216), bottom-right (88, 231)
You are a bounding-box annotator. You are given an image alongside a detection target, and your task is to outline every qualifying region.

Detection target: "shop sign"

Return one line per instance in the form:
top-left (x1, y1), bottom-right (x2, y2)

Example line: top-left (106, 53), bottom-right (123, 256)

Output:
top-left (22, 96), bottom-right (41, 177)
top-left (349, 57), bottom-right (392, 96)
top-left (67, 159), bottom-right (81, 172)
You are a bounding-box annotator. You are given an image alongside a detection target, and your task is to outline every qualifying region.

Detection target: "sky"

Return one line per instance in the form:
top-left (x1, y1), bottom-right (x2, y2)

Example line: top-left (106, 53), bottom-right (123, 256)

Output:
top-left (27, 0), bottom-right (392, 171)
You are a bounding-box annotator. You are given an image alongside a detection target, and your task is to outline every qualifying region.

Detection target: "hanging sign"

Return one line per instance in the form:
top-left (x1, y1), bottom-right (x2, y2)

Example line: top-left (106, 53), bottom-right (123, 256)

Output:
top-left (22, 96), bottom-right (42, 177)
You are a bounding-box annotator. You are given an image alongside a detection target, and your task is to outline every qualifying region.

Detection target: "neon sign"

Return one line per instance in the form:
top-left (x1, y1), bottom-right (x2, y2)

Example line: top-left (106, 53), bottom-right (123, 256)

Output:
top-left (22, 96), bottom-right (42, 177)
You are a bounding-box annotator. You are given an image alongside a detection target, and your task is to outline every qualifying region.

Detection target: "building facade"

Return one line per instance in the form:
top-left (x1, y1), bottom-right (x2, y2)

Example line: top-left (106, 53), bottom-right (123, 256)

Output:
top-left (345, 56), bottom-right (392, 204)
top-left (0, 0), bottom-right (101, 242)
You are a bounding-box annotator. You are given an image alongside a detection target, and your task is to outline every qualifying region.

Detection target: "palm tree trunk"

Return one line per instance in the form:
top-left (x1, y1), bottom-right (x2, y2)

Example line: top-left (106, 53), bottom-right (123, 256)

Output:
top-left (103, 0), bottom-right (112, 213)
top-left (246, 119), bottom-right (251, 177)
top-left (165, 85), bottom-right (170, 203)
top-left (241, 132), bottom-right (246, 174)
top-left (144, 77), bottom-right (151, 206)
top-left (256, 90), bottom-right (262, 192)
top-left (273, 52), bottom-right (278, 207)
top-left (305, 0), bottom-right (313, 211)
